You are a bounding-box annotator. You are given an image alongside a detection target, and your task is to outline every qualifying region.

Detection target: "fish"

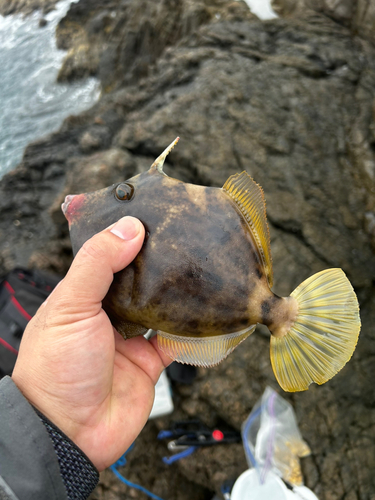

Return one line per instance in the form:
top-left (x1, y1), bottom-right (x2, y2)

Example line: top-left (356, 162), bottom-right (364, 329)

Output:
top-left (62, 138), bottom-right (361, 392)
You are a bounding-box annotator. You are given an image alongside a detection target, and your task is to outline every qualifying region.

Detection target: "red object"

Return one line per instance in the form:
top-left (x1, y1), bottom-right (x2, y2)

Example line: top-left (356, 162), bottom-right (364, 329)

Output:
top-left (11, 297), bottom-right (32, 321)
top-left (212, 429), bottom-right (224, 441)
top-left (3, 281), bottom-right (15, 294)
top-left (0, 337), bottom-right (18, 355)
top-left (4, 279), bottom-right (32, 321)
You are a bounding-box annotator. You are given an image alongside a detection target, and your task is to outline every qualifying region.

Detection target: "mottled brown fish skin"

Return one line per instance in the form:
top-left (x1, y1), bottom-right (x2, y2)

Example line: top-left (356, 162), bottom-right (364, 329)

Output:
top-left (68, 169), bottom-right (279, 339)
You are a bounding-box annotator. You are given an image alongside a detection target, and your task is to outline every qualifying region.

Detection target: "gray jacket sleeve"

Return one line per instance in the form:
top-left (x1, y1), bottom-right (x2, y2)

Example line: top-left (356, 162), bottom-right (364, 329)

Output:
top-left (0, 376), bottom-right (67, 500)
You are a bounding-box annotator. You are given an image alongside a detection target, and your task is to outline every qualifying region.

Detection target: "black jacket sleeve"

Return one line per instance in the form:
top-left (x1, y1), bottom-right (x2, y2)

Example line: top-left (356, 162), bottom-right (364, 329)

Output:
top-left (0, 376), bottom-right (68, 500)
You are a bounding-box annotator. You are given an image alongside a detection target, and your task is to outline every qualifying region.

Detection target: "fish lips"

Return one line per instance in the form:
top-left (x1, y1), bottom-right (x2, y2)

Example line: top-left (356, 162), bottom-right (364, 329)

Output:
top-left (61, 193), bottom-right (86, 225)
top-left (61, 183), bottom-right (137, 256)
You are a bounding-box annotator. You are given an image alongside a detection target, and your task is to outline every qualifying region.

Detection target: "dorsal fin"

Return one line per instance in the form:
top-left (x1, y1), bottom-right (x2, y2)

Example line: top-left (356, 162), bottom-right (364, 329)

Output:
top-left (223, 171), bottom-right (273, 288)
top-left (150, 137), bottom-right (180, 174)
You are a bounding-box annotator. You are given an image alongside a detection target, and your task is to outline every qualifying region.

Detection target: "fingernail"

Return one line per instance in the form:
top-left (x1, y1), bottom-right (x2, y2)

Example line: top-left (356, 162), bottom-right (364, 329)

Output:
top-left (110, 217), bottom-right (141, 241)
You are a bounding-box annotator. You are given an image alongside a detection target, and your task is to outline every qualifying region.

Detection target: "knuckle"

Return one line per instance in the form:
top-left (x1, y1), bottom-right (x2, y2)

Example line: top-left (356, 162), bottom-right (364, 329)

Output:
top-left (80, 238), bottom-right (108, 261)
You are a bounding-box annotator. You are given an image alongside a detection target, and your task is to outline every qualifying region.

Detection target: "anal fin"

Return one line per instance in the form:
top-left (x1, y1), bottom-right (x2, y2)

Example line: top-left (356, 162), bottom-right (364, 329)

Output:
top-left (157, 326), bottom-right (256, 367)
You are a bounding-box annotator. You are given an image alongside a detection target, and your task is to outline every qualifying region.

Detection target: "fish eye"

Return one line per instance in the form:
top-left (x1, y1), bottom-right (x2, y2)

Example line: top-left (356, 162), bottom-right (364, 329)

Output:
top-left (115, 183), bottom-right (134, 201)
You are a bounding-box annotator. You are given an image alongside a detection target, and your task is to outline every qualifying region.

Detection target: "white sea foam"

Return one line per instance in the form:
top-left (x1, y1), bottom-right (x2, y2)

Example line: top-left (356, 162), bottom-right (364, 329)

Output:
top-left (243, 0), bottom-right (278, 20)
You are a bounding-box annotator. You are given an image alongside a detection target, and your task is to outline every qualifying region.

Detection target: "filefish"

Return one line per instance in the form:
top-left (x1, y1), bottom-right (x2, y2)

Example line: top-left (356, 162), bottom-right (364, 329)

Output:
top-left (62, 138), bottom-right (361, 392)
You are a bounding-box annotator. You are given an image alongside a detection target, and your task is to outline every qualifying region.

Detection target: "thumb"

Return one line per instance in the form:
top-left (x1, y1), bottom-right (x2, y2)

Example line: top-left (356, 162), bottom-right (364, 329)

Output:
top-left (59, 216), bottom-right (145, 312)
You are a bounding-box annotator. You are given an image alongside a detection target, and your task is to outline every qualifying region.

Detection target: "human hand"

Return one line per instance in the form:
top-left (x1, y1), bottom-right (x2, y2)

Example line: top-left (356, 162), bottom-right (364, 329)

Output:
top-left (12, 216), bottom-right (171, 471)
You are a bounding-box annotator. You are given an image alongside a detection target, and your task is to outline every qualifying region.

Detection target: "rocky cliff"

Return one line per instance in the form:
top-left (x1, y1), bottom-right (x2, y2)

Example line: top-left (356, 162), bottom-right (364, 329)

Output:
top-left (1, 1), bottom-right (375, 499)
top-left (272, 0), bottom-right (375, 45)
top-left (0, 0), bottom-right (57, 16)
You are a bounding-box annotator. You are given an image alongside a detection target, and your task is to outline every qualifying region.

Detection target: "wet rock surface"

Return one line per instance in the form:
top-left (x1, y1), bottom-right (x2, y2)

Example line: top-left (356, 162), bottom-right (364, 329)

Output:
top-left (1, 1), bottom-right (375, 499)
top-left (272, 0), bottom-right (375, 45)
top-left (0, 0), bottom-right (58, 16)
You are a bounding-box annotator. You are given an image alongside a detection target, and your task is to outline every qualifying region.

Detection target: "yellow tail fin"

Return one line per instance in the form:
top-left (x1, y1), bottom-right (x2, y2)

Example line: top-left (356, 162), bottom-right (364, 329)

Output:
top-left (270, 269), bottom-right (361, 392)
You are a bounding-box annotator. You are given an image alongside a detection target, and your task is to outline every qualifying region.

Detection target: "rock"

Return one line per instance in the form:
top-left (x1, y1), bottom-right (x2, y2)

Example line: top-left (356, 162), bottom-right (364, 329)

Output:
top-left (1, 1), bottom-right (375, 498)
top-left (57, 43), bottom-right (96, 82)
top-left (272, 0), bottom-right (375, 45)
top-left (0, 0), bottom-right (58, 16)
top-left (55, 0), bottom-right (255, 88)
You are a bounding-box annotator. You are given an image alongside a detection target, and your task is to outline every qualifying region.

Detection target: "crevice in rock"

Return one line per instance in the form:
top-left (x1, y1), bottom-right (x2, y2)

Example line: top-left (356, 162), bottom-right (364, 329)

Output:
top-left (267, 216), bottom-right (333, 268)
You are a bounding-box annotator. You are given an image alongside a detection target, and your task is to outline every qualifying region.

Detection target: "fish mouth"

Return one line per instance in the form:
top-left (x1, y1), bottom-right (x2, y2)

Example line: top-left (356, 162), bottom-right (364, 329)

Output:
top-left (61, 194), bottom-right (76, 216)
top-left (61, 193), bottom-right (85, 224)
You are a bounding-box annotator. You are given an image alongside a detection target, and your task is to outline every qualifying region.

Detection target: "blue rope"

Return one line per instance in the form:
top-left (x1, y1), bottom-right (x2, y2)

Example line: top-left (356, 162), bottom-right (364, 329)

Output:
top-left (157, 430), bottom-right (174, 440)
top-left (110, 444), bottom-right (165, 500)
top-left (162, 446), bottom-right (196, 465)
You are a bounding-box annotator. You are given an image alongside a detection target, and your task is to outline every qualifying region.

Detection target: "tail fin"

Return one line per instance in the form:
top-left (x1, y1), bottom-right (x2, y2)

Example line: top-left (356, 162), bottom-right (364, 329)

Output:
top-left (270, 269), bottom-right (360, 392)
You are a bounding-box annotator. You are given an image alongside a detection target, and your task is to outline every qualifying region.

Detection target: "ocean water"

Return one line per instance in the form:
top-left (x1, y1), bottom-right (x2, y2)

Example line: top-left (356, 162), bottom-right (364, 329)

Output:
top-left (0, 0), bottom-right (100, 178)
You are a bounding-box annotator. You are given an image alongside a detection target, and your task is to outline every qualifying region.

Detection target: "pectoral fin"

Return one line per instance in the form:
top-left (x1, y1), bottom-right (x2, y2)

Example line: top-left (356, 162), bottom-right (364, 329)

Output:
top-left (157, 326), bottom-right (256, 367)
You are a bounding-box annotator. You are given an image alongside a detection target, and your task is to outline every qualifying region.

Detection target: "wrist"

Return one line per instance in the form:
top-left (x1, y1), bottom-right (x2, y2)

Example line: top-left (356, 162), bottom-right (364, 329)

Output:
top-left (34, 407), bottom-right (99, 499)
